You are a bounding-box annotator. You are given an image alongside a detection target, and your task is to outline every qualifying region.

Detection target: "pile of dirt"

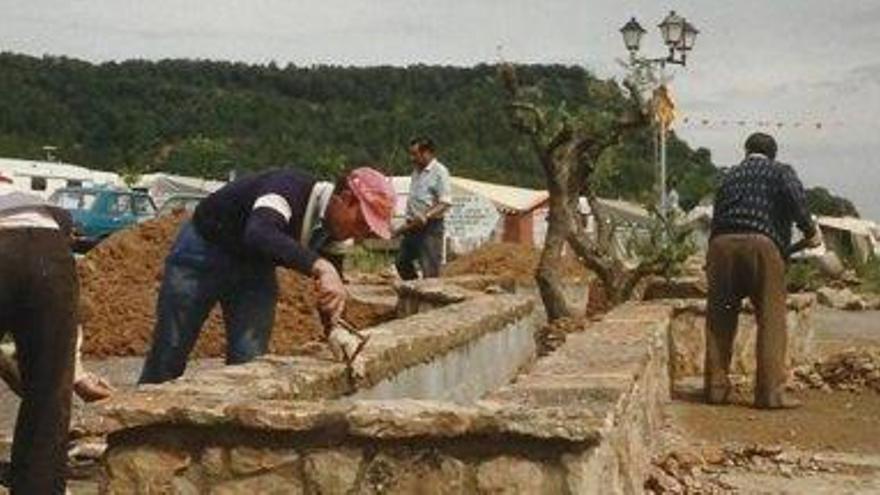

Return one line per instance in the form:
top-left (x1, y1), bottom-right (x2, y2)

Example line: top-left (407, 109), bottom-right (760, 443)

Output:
top-left (79, 213), bottom-right (390, 359)
top-left (792, 348), bottom-right (880, 393)
top-left (442, 242), bottom-right (589, 283)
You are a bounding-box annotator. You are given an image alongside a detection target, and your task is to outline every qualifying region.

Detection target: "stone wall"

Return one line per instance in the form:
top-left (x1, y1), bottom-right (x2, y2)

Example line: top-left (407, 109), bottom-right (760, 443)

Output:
top-left (665, 294), bottom-right (816, 382)
top-left (98, 300), bottom-right (673, 494)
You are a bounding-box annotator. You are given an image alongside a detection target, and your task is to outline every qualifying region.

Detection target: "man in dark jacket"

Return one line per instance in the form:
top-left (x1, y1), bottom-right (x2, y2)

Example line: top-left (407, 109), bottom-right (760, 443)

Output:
top-left (139, 166), bottom-right (395, 384)
top-left (706, 133), bottom-right (821, 409)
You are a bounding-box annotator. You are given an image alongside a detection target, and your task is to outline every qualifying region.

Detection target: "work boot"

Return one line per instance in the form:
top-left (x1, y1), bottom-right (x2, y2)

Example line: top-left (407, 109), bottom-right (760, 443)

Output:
top-left (755, 394), bottom-right (802, 410)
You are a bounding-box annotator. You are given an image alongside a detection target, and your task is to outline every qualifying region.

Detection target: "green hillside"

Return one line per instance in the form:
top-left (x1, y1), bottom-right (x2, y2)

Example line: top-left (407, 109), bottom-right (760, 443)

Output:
top-left (0, 52), bottom-right (719, 209)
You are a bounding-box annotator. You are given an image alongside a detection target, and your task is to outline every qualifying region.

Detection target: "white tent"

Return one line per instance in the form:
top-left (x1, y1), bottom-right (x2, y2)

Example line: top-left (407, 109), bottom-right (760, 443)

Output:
top-left (135, 173), bottom-right (226, 207)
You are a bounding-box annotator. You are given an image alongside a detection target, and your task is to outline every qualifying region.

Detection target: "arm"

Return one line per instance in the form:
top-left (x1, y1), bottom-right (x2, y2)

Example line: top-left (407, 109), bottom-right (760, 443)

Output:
top-left (243, 194), bottom-right (320, 274)
top-left (394, 166), bottom-right (453, 236)
top-left (245, 192), bottom-right (348, 320)
top-left (780, 165), bottom-right (821, 248)
top-left (396, 202), bottom-right (450, 234)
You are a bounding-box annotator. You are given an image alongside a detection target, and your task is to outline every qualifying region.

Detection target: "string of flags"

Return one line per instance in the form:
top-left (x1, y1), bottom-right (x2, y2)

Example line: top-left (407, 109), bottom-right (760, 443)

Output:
top-left (677, 117), bottom-right (839, 130)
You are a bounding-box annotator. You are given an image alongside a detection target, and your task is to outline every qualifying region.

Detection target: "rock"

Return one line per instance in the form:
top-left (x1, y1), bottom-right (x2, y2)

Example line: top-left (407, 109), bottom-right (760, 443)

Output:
top-left (302, 448), bottom-right (363, 494)
top-left (228, 447), bottom-right (299, 476)
top-left (816, 286), bottom-right (865, 310)
top-left (104, 445), bottom-right (192, 494)
top-left (699, 446), bottom-right (726, 466)
top-left (360, 452), bottom-right (470, 495)
top-left (476, 456), bottom-right (563, 494)
top-left (172, 475), bottom-right (201, 495)
top-left (864, 294), bottom-right (880, 310)
top-left (386, 455), bottom-right (469, 495)
top-left (815, 252), bottom-right (845, 278)
top-left (201, 447), bottom-right (227, 478)
top-left (347, 400), bottom-right (481, 438)
top-left (644, 467), bottom-right (683, 493)
top-left (642, 276), bottom-right (707, 301)
top-left (212, 470), bottom-right (304, 494)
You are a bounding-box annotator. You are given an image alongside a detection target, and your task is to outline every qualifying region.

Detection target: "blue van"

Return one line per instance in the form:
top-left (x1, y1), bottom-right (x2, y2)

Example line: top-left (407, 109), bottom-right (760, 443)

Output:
top-left (50, 186), bottom-right (157, 252)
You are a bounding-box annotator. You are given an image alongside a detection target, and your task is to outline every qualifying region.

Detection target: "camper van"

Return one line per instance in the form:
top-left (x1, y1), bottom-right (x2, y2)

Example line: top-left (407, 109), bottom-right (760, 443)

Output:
top-left (0, 157), bottom-right (123, 199)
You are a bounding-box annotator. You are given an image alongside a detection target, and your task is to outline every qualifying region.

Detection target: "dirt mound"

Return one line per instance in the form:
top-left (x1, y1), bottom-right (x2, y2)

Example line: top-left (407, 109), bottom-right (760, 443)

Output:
top-left (442, 242), bottom-right (589, 283)
top-left (79, 213), bottom-right (387, 359)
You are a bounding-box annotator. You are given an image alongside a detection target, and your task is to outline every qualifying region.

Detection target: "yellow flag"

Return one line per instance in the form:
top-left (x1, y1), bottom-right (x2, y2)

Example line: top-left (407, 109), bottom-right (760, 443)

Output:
top-left (652, 84), bottom-right (676, 130)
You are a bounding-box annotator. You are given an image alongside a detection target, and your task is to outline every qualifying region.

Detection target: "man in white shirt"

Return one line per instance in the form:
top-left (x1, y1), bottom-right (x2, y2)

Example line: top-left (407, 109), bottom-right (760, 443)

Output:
top-left (0, 173), bottom-right (78, 493)
top-left (394, 136), bottom-right (452, 279)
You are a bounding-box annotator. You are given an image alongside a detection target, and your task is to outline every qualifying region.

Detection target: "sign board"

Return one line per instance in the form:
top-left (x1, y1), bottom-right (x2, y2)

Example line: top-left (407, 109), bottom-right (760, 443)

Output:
top-left (444, 193), bottom-right (501, 242)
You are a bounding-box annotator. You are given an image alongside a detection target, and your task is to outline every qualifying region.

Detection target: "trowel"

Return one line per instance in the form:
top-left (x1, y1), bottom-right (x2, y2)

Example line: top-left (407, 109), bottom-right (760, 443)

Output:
top-left (323, 316), bottom-right (369, 379)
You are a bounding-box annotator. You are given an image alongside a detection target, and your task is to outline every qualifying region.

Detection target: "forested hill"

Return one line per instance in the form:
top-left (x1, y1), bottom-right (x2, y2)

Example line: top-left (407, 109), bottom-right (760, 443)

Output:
top-left (0, 52), bottom-right (720, 208)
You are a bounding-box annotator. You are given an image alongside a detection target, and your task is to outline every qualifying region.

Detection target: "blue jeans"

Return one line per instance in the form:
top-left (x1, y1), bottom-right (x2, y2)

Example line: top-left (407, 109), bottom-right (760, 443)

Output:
top-left (139, 223), bottom-right (278, 384)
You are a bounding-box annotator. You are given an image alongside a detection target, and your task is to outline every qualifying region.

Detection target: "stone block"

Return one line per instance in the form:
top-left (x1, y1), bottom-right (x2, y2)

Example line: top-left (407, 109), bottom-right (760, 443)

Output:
top-left (228, 446), bottom-right (299, 476)
top-left (562, 446), bottom-right (620, 495)
top-left (103, 444), bottom-right (192, 494)
top-left (201, 447), bottom-right (227, 479)
top-left (476, 456), bottom-right (563, 494)
top-left (172, 475), bottom-right (201, 495)
top-left (210, 469), bottom-right (304, 494)
top-left (361, 452), bottom-right (472, 495)
top-left (667, 296), bottom-right (815, 382)
top-left (302, 448), bottom-right (363, 494)
top-left (642, 276), bottom-right (708, 300)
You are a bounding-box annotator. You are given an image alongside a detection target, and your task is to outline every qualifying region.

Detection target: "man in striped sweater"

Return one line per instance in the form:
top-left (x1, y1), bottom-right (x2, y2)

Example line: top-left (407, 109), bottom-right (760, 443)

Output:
top-left (706, 133), bottom-right (822, 409)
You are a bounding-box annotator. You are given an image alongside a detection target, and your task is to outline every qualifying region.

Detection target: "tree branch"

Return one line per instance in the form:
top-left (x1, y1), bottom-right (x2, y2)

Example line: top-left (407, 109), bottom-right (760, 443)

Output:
top-left (507, 102), bottom-right (547, 133)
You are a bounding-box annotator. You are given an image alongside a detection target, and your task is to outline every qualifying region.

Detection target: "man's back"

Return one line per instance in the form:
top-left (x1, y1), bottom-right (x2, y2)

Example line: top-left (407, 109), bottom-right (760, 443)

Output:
top-left (711, 155), bottom-right (813, 254)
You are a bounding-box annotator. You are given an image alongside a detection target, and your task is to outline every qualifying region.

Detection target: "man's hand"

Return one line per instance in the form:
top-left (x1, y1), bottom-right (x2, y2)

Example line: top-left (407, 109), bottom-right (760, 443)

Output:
top-left (786, 229), bottom-right (823, 258)
top-left (805, 229), bottom-right (823, 248)
top-left (392, 214), bottom-right (426, 238)
top-left (312, 258), bottom-right (346, 322)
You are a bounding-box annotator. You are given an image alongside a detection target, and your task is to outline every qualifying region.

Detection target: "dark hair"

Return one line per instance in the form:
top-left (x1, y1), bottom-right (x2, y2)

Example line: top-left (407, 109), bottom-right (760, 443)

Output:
top-left (409, 136), bottom-right (436, 153)
top-left (744, 132), bottom-right (777, 160)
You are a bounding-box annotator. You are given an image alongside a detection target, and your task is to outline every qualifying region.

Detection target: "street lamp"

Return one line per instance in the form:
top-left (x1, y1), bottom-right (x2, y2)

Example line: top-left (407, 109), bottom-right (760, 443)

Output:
top-left (621, 10), bottom-right (698, 67)
top-left (619, 11), bottom-right (699, 216)
top-left (620, 17), bottom-right (646, 53)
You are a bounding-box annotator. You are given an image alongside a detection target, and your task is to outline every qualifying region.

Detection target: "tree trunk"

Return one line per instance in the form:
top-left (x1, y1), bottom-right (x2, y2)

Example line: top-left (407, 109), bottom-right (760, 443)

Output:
top-left (535, 155), bottom-right (576, 321)
top-left (536, 208), bottom-right (572, 320)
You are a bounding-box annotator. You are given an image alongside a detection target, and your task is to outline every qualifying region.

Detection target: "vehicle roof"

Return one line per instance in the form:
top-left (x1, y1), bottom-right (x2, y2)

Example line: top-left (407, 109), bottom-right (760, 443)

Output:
top-left (54, 186), bottom-right (151, 196)
top-left (163, 193), bottom-right (209, 200)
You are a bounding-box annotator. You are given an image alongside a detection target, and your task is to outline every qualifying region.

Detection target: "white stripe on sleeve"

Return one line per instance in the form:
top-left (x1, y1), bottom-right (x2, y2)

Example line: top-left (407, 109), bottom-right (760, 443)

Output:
top-left (253, 193), bottom-right (292, 222)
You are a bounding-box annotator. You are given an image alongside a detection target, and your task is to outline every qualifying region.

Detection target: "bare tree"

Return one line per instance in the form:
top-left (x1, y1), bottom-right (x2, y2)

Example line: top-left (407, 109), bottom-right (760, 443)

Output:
top-left (499, 63), bottom-right (687, 321)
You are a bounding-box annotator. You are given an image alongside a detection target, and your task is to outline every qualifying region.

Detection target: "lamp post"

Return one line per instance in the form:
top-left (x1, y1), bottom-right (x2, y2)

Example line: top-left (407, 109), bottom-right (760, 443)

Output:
top-left (620, 11), bottom-right (699, 216)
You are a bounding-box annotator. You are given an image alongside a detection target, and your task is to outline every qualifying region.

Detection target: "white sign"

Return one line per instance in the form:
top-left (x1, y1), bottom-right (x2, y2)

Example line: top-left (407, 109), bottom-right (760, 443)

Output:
top-left (444, 193), bottom-right (501, 240)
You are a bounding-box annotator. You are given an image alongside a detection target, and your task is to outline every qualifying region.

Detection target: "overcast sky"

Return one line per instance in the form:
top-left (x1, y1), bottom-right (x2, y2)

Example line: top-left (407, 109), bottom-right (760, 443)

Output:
top-left (3, 0), bottom-right (879, 218)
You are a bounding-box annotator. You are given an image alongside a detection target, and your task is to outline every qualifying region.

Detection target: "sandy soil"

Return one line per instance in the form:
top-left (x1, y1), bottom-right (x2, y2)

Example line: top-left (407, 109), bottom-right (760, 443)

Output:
top-left (442, 242), bottom-right (590, 283)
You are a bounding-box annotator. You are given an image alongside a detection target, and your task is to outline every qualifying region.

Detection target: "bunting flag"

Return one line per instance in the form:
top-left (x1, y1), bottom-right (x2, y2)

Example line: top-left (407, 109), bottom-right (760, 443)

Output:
top-left (652, 84), bottom-right (676, 130)
top-left (678, 116), bottom-right (833, 130)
